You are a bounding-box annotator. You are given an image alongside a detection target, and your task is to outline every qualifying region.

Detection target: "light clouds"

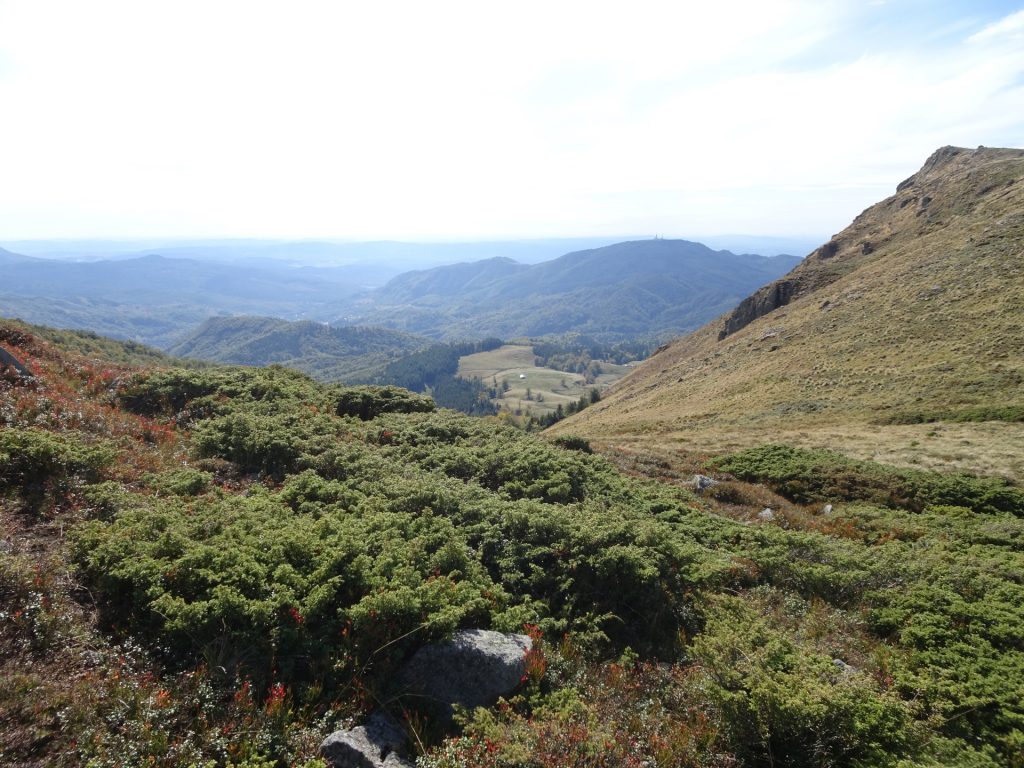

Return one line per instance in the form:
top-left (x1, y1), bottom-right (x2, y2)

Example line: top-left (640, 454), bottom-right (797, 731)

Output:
top-left (0, 1), bottom-right (1022, 241)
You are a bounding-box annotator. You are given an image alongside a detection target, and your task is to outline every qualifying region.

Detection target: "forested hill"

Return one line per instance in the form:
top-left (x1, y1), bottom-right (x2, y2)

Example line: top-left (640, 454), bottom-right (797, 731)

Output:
top-left (341, 239), bottom-right (801, 341)
top-left (371, 257), bottom-right (529, 303)
top-left (168, 315), bottom-right (432, 382)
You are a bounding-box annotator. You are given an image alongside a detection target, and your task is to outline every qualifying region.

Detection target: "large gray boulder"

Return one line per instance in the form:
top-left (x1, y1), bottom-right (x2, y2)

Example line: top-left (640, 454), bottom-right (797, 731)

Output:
top-left (393, 629), bottom-right (531, 720)
top-left (320, 629), bottom-right (532, 768)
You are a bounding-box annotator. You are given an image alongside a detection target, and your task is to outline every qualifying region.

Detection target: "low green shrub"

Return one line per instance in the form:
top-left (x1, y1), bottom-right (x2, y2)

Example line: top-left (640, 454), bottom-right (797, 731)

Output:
top-left (881, 404), bottom-right (1024, 424)
top-left (693, 596), bottom-right (911, 767)
top-left (0, 427), bottom-right (115, 511)
top-left (714, 444), bottom-right (1024, 516)
top-left (335, 385), bottom-right (435, 420)
top-left (551, 435), bottom-right (593, 453)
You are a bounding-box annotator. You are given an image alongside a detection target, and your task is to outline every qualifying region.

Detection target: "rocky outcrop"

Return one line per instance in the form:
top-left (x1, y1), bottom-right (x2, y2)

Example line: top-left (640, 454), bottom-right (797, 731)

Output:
top-left (320, 629), bottom-right (532, 768)
top-left (691, 474), bottom-right (719, 494)
top-left (716, 146), bottom-right (1019, 342)
top-left (718, 277), bottom-right (802, 340)
top-left (0, 346), bottom-right (32, 380)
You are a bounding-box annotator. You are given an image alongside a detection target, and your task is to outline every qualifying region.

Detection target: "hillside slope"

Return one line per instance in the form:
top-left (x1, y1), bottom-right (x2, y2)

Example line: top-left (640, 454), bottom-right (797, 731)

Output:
top-left (4, 316), bottom-right (1024, 766)
top-left (343, 240), bottom-right (801, 341)
top-left (553, 146), bottom-right (1024, 479)
top-left (169, 315), bottom-right (431, 382)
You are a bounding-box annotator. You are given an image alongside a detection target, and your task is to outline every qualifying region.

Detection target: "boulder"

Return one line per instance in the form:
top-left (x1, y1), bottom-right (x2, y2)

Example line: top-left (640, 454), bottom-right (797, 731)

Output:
top-left (832, 658), bottom-right (857, 676)
top-left (320, 710), bottom-right (413, 768)
top-left (691, 474), bottom-right (719, 494)
top-left (757, 508), bottom-right (775, 521)
top-left (393, 629), bottom-right (531, 720)
top-left (321, 629), bottom-right (532, 767)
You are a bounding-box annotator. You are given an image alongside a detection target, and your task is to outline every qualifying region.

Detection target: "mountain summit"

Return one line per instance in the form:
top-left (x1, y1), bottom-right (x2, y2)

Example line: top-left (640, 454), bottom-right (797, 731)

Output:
top-left (553, 146), bottom-right (1024, 479)
top-left (343, 239), bottom-right (801, 341)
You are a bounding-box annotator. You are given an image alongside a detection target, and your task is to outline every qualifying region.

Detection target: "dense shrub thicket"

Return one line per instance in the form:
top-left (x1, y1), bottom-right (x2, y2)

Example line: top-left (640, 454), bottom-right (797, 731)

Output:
top-left (79, 369), bottom-right (719, 685)
top-left (3, 348), bottom-right (1023, 767)
top-left (882, 404), bottom-right (1024, 424)
top-left (715, 443), bottom-right (1024, 516)
top-left (0, 427), bottom-right (115, 511)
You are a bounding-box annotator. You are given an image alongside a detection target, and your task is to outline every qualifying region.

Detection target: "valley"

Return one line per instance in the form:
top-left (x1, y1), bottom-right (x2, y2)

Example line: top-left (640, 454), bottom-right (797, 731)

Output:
top-left (456, 343), bottom-right (633, 422)
top-left (2, 146), bottom-right (1023, 768)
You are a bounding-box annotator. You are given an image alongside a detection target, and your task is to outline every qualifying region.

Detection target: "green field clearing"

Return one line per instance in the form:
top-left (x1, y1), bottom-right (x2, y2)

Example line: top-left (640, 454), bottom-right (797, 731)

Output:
top-left (457, 344), bottom-right (538, 377)
top-left (458, 344), bottom-right (634, 419)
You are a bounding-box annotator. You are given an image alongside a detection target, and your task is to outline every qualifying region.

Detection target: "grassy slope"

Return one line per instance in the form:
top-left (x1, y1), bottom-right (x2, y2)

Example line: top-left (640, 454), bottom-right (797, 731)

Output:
top-left (554, 147), bottom-right (1024, 480)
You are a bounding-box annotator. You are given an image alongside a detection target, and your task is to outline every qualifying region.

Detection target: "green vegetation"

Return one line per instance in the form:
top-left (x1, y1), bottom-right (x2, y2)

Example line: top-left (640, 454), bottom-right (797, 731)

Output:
top-left (715, 443), bottom-right (1024, 516)
top-left (365, 338), bottom-right (503, 416)
top-left (531, 335), bottom-right (654, 373)
top-left (534, 387), bottom-right (602, 429)
top-left (881, 404), bottom-right (1024, 425)
top-left (1, 318), bottom-right (180, 366)
top-left (169, 316), bottom-right (431, 383)
top-left (0, 427), bottom-right (115, 512)
top-left (3, 319), bottom-right (1024, 767)
top-left (456, 343), bottom-right (631, 424)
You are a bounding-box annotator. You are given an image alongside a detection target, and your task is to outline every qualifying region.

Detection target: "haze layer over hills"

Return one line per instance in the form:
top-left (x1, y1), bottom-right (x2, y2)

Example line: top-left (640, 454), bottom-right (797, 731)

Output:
top-left (0, 238), bottom-right (799, 350)
top-left (339, 240), bottom-right (800, 341)
top-left (554, 146), bottom-right (1024, 479)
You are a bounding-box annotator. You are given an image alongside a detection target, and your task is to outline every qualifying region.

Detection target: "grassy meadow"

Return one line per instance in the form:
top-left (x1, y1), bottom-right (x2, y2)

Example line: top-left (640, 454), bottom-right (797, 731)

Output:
top-left (457, 344), bottom-right (633, 420)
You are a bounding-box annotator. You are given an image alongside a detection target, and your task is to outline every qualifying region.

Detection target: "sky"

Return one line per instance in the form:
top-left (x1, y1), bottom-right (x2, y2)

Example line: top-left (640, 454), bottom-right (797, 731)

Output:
top-left (1, 0), bottom-right (1022, 243)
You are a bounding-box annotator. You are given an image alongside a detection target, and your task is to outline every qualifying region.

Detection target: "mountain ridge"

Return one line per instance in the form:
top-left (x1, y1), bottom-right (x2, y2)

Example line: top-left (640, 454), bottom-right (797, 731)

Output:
top-left (552, 146), bottom-right (1024, 480)
top-left (717, 145), bottom-right (1024, 340)
top-left (344, 239), bottom-right (801, 341)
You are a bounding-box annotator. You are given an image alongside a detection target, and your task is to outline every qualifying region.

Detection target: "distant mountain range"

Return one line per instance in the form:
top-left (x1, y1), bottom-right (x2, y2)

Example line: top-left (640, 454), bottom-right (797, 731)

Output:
top-left (1, 237), bottom-right (801, 349)
top-left (339, 240), bottom-right (802, 341)
top-left (168, 316), bottom-right (431, 382)
top-left (0, 251), bottom-right (366, 348)
top-left (554, 146), bottom-right (1024, 478)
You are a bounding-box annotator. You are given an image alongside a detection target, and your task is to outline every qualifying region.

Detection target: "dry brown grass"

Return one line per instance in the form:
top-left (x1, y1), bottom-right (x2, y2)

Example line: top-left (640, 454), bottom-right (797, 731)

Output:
top-left (552, 147), bottom-right (1024, 481)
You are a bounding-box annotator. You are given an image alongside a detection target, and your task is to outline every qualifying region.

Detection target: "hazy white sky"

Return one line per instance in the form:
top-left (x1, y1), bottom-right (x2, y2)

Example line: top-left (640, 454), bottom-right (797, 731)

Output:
top-left (1, 0), bottom-right (1022, 241)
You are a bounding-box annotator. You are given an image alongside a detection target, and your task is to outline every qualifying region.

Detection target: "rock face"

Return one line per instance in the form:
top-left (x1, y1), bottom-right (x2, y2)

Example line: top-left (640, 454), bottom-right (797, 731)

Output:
top-left (0, 346), bottom-right (32, 380)
top-left (716, 145), bottom-right (1013, 342)
top-left (718, 277), bottom-right (803, 340)
top-left (320, 629), bottom-right (532, 768)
